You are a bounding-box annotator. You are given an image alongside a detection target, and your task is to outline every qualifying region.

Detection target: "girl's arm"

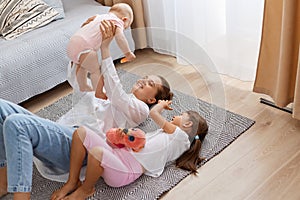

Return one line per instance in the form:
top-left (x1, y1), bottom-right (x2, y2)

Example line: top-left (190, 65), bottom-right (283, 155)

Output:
top-left (150, 100), bottom-right (177, 134)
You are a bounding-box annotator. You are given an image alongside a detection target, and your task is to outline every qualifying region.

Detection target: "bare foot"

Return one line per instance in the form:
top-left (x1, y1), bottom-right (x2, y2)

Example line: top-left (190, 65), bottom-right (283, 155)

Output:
top-left (51, 181), bottom-right (81, 200)
top-left (63, 185), bottom-right (95, 200)
top-left (95, 92), bottom-right (107, 100)
top-left (79, 85), bottom-right (93, 92)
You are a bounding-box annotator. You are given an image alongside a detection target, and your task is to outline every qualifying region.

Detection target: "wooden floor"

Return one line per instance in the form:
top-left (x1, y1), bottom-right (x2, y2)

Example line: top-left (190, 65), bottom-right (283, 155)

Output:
top-left (21, 48), bottom-right (300, 200)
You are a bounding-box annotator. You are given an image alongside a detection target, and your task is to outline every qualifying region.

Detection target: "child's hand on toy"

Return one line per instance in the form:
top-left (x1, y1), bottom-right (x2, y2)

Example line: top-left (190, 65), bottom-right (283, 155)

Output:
top-left (121, 52), bottom-right (136, 63)
top-left (116, 128), bottom-right (124, 138)
top-left (158, 100), bottom-right (173, 110)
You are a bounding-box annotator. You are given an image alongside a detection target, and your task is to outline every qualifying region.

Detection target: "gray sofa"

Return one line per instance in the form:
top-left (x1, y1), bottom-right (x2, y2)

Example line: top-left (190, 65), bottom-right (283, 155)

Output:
top-left (0, 0), bottom-right (134, 104)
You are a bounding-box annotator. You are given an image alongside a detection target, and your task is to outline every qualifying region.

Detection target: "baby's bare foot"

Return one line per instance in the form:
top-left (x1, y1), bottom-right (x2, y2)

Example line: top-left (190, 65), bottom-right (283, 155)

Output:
top-left (51, 181), bottom-right (81, 200)
top-left (79, 85), bottom-right (93, 92)
top-left (95, 92), bottom-right (107, 100)
top-left (63, 185), bottom-right (95, 200)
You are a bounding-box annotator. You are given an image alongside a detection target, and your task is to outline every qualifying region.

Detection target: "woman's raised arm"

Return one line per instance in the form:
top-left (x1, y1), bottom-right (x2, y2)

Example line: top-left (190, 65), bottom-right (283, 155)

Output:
top-left (100, 20), bottom-right (116, 60)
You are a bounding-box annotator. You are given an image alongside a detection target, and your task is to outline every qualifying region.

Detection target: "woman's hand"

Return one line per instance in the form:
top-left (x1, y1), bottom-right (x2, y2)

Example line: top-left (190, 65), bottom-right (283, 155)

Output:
top-left (100, 20), bottom-right (116, 47)
top-left (100, 20), bottom-right (116, 59)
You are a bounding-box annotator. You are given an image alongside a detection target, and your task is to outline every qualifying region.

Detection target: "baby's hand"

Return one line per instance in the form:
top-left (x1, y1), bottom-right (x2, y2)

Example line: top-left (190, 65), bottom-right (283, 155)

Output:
top-left (158, 100), bottom-right (173, 110)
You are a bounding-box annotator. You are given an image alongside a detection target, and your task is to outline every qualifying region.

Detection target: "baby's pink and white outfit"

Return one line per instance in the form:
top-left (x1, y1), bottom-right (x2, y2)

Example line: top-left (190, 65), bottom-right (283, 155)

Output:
top-left (67, 13), bottom-right (124, 64)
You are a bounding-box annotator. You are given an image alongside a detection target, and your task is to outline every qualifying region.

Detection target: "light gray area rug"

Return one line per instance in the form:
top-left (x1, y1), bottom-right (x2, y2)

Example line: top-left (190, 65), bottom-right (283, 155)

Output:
top-left (3, 69), bottom-right (255, 200)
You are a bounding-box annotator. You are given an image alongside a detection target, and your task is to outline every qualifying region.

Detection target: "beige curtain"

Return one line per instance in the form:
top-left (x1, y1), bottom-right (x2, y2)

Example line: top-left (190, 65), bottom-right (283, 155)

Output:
top-left (253, 0), bottom-right (300, 120)
top-left (95, 0), bottom-right (147, 49)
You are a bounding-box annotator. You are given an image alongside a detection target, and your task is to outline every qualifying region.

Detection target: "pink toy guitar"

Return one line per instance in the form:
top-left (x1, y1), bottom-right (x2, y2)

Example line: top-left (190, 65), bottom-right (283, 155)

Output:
top-left (106, 128), bottom-right (146, 152)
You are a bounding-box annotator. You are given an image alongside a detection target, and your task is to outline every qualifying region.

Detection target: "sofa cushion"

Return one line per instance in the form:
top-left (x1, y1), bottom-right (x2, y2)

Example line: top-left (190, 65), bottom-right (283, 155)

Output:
top-left (43, 0), bottom-right (65, 20)
top-left (0, 0), bottom-right (59, 40)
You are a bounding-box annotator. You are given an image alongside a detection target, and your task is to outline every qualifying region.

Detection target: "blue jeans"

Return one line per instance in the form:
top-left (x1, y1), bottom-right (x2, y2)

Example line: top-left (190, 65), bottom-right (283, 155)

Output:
top-left (0, 99), bottom-right (75, 193)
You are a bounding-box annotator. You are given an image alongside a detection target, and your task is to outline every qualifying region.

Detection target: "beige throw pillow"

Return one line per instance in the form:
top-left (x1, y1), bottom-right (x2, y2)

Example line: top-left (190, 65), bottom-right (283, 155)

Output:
top-left (0, 0), bottom-right (59, 40)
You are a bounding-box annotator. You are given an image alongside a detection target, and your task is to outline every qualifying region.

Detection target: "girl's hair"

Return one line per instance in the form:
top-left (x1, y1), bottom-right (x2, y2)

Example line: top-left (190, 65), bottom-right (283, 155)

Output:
top-left (176, 110), bottom-right (208, 174)
top-left (148, 75), bottom-right (174, 108)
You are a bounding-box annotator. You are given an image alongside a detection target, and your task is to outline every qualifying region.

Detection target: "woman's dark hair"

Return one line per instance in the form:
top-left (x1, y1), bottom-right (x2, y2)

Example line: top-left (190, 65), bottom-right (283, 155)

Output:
top-left (176, 111), bottom-right (208, 174)
top-left (148, 75), bottom-right (173, 108)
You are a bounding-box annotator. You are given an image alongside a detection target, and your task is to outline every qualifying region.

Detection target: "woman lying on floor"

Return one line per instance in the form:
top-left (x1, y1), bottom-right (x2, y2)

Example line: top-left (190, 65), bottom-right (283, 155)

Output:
top-left (51, 99), bottom-right (208, 200)
top-left (0, 20), bottom-right (173, 200)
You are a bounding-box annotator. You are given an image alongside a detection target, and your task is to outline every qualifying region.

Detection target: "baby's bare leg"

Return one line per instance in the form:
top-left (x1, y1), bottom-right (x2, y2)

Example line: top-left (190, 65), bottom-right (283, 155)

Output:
top-left (80, 51), bottom-right (101, 91)
top-left (95, 75), bottom-right (107, 99)
top-left (51, 128), bottom-right (87, 200)
top-left (76, 64), bottom-right (93, 92)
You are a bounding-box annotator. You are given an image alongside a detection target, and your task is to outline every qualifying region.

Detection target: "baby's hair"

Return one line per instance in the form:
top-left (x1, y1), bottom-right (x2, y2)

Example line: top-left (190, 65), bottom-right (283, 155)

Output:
top-left (176, 111), bottom-right (208, 174)
top-left (148, 75), bottom-right (174, 108)
top-left (109, 3), bottom-right (134, 25)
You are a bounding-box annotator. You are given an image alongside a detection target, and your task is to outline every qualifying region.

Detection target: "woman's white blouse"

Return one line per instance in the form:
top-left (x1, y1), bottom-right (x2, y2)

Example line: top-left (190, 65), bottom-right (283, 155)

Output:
top-left (58, 57), bottom-right (149, 138)
top-left (35, 58), bottom-right (149, 182)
